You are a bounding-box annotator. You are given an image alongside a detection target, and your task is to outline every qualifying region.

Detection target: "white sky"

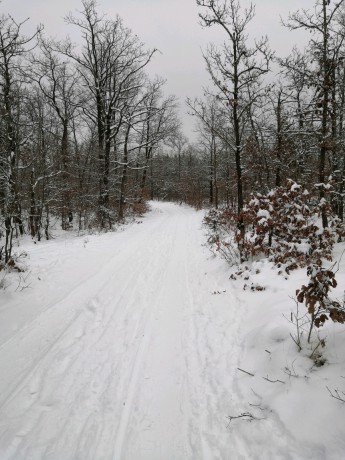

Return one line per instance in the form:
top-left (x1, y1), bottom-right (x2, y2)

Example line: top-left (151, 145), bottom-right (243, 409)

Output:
top-left (3, 0), bottom-right (315, 141)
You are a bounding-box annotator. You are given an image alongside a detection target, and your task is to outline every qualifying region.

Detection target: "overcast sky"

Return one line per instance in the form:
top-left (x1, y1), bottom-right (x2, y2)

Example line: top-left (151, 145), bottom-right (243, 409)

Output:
top-left (3, 0), bottom-right (315, 141)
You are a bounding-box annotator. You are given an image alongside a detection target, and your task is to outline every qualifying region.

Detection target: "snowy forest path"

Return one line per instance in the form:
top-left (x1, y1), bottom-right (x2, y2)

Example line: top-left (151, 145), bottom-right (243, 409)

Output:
top-left (0, 202), bottom-right (244, 460)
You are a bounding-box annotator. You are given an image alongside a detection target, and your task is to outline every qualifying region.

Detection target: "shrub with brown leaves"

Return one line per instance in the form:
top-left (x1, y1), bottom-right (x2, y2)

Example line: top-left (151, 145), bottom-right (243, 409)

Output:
top-left (204, 179), bottom-right (344, 272)
top-left (296, 263), bottom-right (345, 342)
top-left (240, 179), bottom-right (340, 271)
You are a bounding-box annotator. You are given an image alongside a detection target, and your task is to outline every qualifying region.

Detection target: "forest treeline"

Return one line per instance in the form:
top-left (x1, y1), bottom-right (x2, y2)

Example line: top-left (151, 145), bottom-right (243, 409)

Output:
top-left (1, 0), bottom-right (345, 265)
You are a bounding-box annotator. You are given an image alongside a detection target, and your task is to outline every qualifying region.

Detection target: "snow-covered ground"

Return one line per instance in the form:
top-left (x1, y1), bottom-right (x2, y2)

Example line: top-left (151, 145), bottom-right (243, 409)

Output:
top-left (0, 202), bottom-right (344, 459)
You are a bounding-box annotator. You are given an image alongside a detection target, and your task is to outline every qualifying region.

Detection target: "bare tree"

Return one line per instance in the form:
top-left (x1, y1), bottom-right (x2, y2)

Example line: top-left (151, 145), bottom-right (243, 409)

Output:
top-left (60, 0), bottom-right (156, 228)
top-left (196, 0), bottom-right (272, 249)
top-left (0, 14), bottom-right (41, 262)
top-left (30, 36), bottom-right (81, 230)
top-left (187, 95), bottom-right (222, 207)
top-left (285, 0), bottom-right (345, 227)
top-left (137, 78), bottom-right (179, 202)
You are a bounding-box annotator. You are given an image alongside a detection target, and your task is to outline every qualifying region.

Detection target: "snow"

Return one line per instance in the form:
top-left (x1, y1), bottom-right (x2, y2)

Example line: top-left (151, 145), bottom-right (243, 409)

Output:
top-left (315, 183), bottom-right (332, 191)
top-left (0, 202), bottom-right (345, 459)
top-left (257, 209), bottom-right (270, 219)
top-left (290, 182), bottom-right (301, 192)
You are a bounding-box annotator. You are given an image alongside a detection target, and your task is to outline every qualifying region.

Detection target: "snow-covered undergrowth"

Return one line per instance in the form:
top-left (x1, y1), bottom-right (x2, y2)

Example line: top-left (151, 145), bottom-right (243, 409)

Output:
top-left (0, 202), bottom-right (344, 459)
top-left (226, 245), bottom-right (345, 459)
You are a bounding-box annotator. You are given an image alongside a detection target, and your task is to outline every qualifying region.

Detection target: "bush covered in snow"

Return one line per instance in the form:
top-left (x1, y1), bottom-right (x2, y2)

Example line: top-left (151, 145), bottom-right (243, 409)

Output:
top-left (203, 207), bottom-right (240, 265)
top-left (204, 179), bottom-right (344, 273)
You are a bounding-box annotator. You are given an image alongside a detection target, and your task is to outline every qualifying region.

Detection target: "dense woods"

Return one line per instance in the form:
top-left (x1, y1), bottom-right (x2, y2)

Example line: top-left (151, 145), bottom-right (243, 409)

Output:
top-left (0, 0), bottom-right (180, 264)
top-left (191, 0), bottom-right (345, 217)
top-left (1, 0), bottom-right (345, 266)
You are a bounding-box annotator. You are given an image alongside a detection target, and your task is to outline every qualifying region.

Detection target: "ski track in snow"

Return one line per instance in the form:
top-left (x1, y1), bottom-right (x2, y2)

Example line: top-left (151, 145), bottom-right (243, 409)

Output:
top-left (0, 202), bottom-right (318, 459)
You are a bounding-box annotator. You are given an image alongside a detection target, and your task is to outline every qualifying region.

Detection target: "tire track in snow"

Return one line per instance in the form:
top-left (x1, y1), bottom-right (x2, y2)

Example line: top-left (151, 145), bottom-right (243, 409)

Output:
top-left (0, 210), bottom-right (171, 351)
top-left (0, 208), bottom-right (173, 393)
top-left (0, 208), bottom-right (177, 460)
top-left (0, 256), bottom-right (147, 460)
top-left (116, 208), bottom-right (196, 460)
top-left (0, 203), bottom-right (248, 460)
top-left (0, 241), bottom-right (141, 411)
top-left (182, 212), bottom-right (246, 459)
top-left (111, 221), bottom-right (176, 460)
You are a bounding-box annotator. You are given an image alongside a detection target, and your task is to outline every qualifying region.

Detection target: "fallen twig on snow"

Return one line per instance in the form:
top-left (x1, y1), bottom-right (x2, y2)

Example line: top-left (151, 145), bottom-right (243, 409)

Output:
top-left (327, 386), bottom-right (345, 403)
top-left (237, 367), bottom-right (255, 377)
top-left (263, 375), bottom-right (285, 384)
top-left (226, 412), bottom-right (263, 427)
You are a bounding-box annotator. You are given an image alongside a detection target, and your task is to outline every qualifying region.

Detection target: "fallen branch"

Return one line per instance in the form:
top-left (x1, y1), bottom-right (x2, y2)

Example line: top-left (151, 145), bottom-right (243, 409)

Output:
top-left (263, 375), bottom-right (285, 384)
top-left (226, 412), bottom-right (262, 426)
top-left (237, 368), bottom-right (255, 377)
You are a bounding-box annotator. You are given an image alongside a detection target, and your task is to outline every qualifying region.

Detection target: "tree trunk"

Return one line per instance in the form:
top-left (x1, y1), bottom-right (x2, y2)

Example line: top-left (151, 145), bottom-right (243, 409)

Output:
top-left (119, 124), bottom-right (131, 220)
